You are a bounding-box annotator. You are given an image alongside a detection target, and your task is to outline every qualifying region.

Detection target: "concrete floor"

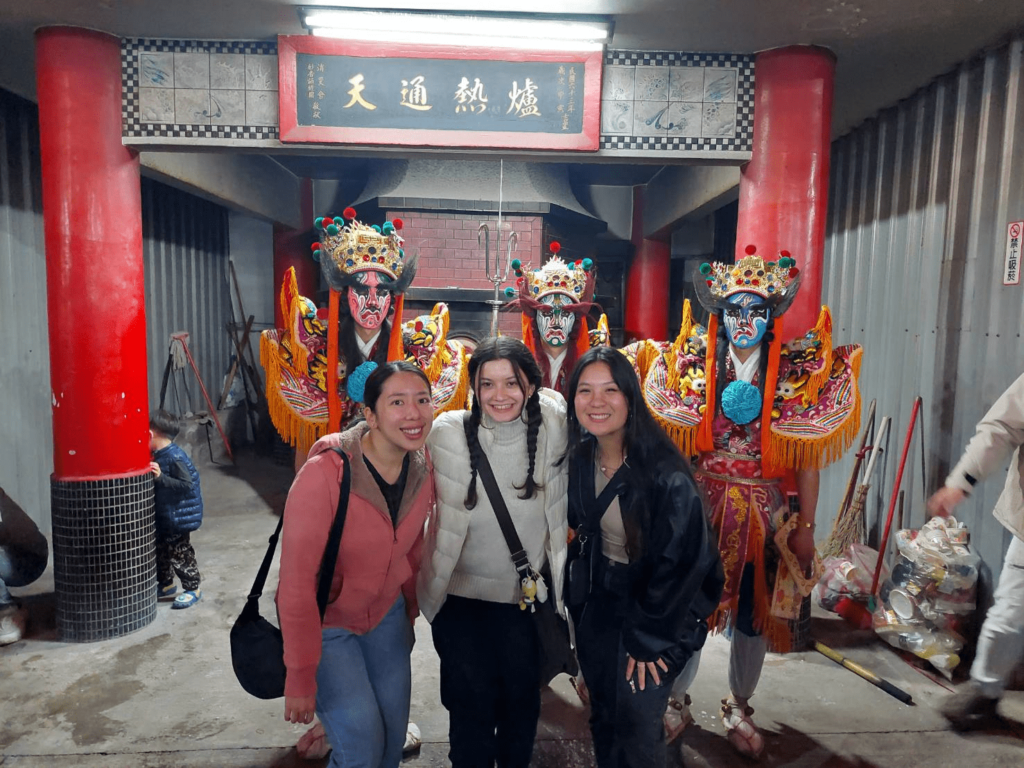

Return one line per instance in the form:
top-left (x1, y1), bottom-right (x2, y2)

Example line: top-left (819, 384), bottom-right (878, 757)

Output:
top-left (2, 449), bottom-right (1024, 768)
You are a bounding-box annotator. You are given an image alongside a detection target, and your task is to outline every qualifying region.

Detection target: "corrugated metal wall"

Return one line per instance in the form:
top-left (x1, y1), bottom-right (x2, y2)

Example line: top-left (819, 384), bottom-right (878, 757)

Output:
top-left (0, 88), bottom-right (233, 534)
top-left (0, 89), bottom-right (50, 532)
top-left (141, 177), bottom-right (232, 423)
top-left (821, 34), bottom-right (1024, 592)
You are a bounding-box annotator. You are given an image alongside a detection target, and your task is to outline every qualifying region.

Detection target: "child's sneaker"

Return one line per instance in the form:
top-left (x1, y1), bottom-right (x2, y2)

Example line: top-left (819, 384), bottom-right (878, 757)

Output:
top-left (171, 589), bottom-right (202, 609)
top-left (0, 605), bottom-right (27, 645)
top-left (158, 582), bottom-right (178, 600)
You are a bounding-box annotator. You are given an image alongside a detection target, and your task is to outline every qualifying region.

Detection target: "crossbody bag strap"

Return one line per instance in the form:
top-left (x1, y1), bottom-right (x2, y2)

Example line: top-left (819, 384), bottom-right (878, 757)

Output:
top-left (245, 514), bottom-right (283, 603)
top-left (463, 414), bottom-right (531, 577)
top-left (316, 448), bottom-right (352, 620)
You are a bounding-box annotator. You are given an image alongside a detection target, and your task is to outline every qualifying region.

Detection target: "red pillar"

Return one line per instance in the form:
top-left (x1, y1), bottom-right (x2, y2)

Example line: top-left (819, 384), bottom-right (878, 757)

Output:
top-left (37, 27), bottom-right (154, 641)
top-left (735, 46), bottom-right (835, 339)
top-left (624, 186), bottom-right (670, 342)
top-left (38, 27), bottom-right (148, 479)
top-left (273, 178), bottom-right (317, 328)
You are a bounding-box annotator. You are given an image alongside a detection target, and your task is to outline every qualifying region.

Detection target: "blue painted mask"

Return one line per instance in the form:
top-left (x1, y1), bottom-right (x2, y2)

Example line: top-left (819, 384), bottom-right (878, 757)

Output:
top-left (723, 293), bottom-right (771, 349)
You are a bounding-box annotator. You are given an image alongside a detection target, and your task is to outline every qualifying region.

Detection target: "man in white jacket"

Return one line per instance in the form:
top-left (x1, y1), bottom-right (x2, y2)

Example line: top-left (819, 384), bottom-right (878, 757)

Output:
top-left (928, 371), bottom-right (1024, 729)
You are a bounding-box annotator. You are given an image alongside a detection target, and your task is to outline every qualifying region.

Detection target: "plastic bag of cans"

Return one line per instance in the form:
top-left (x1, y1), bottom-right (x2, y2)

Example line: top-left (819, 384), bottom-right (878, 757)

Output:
top-left (814, 543), bottom-right (886, 613)
top-left (872, 516), bottom-right (978, 677)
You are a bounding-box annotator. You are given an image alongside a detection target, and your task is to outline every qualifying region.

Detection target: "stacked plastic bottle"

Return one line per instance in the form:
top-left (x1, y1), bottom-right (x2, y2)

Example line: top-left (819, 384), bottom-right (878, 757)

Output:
top-left (872, 516), bottom-right (978, 677)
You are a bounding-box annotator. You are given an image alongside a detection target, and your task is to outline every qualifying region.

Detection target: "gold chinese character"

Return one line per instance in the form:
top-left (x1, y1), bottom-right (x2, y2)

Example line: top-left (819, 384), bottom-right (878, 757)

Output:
top-left (313, 110), bottom-right (322, 119)
top-left (308, 91), bottom-right (315, 99)
top-left (307, 63), bottom-right (315, 71)
top-left (343, 74), bottom-right (377, 110)
top-left (558, 66), bottom-right (565, 75)
top-left (318, 90), bottom-right (326, 99)
top-left (454, 76), bottom-right (489, 113)
top-left (312, 101), bottom-right (320, 110)
top-left (318, 63), bottom-right (326, 72)
top-left (508, 78), bottom-right (541, 118)
top-left (569, 67), bottom-right (577, 84)
top-left (318, 77), bottom-right (325, 86)
top-left (562, 113), bottom-right (569, 130)
top-left (557, 104), bottom-right (564, 113)
top-left (400, 75), bottom-right (432, 111)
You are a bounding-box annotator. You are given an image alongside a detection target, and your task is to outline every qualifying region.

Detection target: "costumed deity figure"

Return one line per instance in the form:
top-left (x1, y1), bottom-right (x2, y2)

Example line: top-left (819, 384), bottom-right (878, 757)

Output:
top-left (260, 208), bottom-right (417, 460)
top-left (501, 241), bottom-right (600, 395)
top-left (401, 302), bottom-right (470, 414)
top-left (636, 244), bottom-right (863, 758)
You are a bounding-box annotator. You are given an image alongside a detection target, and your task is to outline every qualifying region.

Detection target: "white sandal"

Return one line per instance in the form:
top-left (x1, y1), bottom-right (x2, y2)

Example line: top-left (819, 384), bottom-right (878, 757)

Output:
top-left (664, 694), bottom-right (693, 743)
top-left (296, 721), bottom-right (329, 760)
top-left (403, 722), bottom-right (422, 755)
top-left (721, 697), bottom-right (765, 759)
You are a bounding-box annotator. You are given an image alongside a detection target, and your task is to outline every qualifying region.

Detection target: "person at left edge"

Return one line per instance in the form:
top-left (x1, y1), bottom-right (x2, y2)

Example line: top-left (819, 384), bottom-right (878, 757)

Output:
top-left (277, 361), bottom-right (435, 768)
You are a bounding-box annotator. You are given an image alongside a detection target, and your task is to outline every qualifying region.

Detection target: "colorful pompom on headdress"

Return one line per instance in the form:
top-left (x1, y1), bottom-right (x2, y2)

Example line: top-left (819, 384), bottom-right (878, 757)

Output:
top-left (313, 207), bottom-right (417, 293)
top-left (694, 243), bottom-right (801, 316)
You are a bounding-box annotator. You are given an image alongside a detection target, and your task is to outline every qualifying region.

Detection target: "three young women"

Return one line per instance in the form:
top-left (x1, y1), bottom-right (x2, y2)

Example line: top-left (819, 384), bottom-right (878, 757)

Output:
top-left (418, 336), bottom-right (570, 768)
top-left (561, 346), bottom-right (723, 768)
top-left (277, 361), bottom-right (435, 768)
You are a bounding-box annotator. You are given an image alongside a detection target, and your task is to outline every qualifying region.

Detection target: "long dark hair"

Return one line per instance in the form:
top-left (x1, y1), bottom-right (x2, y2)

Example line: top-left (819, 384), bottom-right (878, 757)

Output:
top-left (362, 361), bottom-right (432, 412)
top-left (463, 336), bottom-right (544, 509)
top-left (563, 346), bottom-right (697, 558)
top-left (713, 313), bottom-right (775, 415)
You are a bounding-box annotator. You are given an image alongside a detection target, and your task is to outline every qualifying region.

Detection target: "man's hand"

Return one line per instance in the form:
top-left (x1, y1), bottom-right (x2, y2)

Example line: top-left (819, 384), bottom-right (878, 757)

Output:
top-left (149, 461), bottom-right (162, 478)
top-left (927, 486), bottom-right (967, 518)
top-left (284, 695), bottom-right (317, 724)
top-left (788, 525), bottom-right (817, 570)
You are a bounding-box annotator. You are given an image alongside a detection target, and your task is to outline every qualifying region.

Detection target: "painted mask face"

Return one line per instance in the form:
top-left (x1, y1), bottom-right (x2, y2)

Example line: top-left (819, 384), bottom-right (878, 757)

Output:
top-left (402, 314), bottom-right (439, 366)
top-left (723, 293), bottom-right (771, 349)
top-left (536, 293), bottom-right (577, 348)
top-left (348, 271), bottom-right (394, 330)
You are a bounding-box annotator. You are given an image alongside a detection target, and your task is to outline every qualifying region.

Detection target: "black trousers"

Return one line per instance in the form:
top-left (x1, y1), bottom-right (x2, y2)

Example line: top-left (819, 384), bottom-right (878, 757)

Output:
top-left (431, 595), bottom-right (541, 768)
top-left (573, 559), bottom-right (682, 768)
top-left (155, 532), bottom-right (201, 591)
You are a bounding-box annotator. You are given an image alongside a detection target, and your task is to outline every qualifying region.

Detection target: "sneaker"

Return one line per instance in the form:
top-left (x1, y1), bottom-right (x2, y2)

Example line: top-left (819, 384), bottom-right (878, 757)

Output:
top-left (171, 589), bottom-right (202, 609)
top-left (939, 681), bottom-right (1000, 730)
top-left (0, 605), bottom-right (27, 645)
top-left (158, 582), bottom-right (178, 600)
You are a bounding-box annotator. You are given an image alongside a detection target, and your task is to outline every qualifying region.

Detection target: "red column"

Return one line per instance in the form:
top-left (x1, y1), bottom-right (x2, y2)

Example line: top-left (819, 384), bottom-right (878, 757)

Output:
top-left (624, 186), bottom-right (670, 341)
top-left (273, 178), bottom-right (317, 328)
top-left (37, 27), bottom-right (148, 479)
top-left (735, 46), bottom-right (835, 339)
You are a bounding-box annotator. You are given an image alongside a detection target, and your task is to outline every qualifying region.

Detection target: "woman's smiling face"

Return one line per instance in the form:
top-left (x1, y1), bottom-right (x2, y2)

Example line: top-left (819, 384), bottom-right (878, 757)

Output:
top-left (475, 359), bottom-right (533, 423)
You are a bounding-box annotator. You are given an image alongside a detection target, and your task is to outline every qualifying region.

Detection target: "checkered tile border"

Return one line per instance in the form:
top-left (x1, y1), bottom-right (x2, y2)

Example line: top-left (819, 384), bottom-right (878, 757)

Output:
top-left (600, 50), bottom-right (754, 153)
top-left (121, 38), bottom-right (280, 142)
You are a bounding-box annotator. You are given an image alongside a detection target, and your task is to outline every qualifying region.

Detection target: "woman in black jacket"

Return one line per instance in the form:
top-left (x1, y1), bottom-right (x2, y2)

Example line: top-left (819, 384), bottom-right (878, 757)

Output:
top-left (562, 347), bottom-right (723, 768)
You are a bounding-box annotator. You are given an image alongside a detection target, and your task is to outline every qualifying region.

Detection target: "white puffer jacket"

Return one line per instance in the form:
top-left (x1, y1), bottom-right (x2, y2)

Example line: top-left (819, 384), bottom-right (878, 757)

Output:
top-left (417, 390), bottom-right (568, 621)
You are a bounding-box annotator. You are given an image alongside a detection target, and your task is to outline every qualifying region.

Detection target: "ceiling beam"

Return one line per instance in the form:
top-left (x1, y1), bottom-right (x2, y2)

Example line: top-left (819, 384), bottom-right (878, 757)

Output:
top-left (643, 165), bottom-right (740, 239)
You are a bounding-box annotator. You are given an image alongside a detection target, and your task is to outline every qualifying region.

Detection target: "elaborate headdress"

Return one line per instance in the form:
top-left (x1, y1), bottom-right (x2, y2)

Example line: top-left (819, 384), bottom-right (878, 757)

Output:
top-left (694, 243), bottom-right (801, 316)
top-left (313, 207), bottom-right (418, 294)
top-left (501, 240), bottom-right (599, 361)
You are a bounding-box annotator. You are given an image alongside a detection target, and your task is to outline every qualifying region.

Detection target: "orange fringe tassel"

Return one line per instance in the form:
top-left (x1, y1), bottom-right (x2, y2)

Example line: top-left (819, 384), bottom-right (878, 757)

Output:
top-left (666, 300), bottom-right (695, 393)
top-left (805, 306), bottom-right (833, 401)
top-left (260, 331), bottom-right (326, 458)
top-left (696, 315), bottom-right (719, 453)
top-left (575, 317), bottom-right (590, 360)
top-left (522, 315), bottom-right (537, 354)
top-left (387, 294), bottom-right (406, 362)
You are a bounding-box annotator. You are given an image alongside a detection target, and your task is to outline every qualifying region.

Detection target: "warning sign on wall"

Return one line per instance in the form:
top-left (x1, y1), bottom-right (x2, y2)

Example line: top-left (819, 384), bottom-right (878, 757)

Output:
top-left (1006, 221), bottom-right (1023, 286)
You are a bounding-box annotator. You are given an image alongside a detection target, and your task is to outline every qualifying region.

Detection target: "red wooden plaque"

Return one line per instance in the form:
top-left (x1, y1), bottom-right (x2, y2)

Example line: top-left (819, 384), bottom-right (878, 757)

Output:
top-left (278, 35), bottom-right (601, 151)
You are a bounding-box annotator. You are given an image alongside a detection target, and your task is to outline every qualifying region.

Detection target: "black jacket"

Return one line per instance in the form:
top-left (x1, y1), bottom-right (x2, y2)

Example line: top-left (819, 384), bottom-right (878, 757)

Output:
top-left (153, 443), bottom-right (203, 535)
top-left (568, 442), bottom-right (724, 664)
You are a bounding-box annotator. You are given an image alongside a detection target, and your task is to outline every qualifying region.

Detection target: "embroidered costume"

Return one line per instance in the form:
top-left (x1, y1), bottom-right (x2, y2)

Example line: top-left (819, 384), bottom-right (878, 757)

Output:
top-left (261, 209), bottom-right (421, 457)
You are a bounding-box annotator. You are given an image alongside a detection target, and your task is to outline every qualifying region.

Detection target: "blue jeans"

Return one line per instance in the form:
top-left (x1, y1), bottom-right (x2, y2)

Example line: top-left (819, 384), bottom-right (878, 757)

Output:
top-left (316, 595), bottom-right (413, 768)
top-left (0, 543), bottom-right (48, 607)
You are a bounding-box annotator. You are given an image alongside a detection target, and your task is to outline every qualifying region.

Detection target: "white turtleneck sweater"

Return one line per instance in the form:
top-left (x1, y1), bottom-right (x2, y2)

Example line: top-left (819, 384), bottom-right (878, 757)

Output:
top-left (417, 390), bottom-right (569, 620)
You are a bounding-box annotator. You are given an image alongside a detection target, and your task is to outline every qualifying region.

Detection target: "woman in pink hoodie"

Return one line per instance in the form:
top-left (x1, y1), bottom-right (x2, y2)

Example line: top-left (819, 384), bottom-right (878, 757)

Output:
top-left (277, 361), bottom-right (434, 768)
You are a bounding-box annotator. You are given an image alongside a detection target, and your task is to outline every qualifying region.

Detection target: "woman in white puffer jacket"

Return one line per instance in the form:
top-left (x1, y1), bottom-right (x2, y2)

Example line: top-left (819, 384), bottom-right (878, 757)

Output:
top-left (418, 336), bottom-right (568, 768)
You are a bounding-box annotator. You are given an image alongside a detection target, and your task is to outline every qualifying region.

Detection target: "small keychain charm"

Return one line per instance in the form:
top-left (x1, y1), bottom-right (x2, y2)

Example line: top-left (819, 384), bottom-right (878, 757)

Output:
top-left (519, 575), bottom-right (538, 612)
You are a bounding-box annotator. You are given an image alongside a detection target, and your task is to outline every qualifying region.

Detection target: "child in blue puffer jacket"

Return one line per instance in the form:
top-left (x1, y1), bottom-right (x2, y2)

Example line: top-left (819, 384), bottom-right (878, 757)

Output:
top-left (149, 410), bottom-right (204, 609)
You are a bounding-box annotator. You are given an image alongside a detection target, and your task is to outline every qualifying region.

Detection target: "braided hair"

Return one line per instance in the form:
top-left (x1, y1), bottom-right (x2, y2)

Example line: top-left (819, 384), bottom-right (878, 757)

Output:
top-left (713, 312), bottom-right (775, 415)
top-left (463, 336), bottom-right (545, 509)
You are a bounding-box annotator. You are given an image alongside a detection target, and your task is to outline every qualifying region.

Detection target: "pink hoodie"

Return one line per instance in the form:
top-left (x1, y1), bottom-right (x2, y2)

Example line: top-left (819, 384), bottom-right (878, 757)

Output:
top-left (276, 423), bottom-right (433, 698)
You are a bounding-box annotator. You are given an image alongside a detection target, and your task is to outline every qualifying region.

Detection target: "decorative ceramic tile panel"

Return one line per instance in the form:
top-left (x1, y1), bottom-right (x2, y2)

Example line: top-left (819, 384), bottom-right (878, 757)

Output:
top-left (122, 38), bottom-right (280, 142)
top-left (599, 50), bottom-right (754, 155)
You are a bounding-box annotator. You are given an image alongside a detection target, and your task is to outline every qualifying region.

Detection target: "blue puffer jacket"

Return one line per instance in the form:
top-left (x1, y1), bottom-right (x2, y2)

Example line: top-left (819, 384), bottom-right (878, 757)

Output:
top-left (152, 442), bottom-right (203, 535)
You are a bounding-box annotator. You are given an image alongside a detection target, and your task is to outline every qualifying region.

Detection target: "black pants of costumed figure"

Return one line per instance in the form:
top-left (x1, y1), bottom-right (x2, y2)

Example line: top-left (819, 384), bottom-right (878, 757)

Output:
top-left (573, 558), bottom-right (685, 768)
top-left (431, 595), bottom-right (542, 768)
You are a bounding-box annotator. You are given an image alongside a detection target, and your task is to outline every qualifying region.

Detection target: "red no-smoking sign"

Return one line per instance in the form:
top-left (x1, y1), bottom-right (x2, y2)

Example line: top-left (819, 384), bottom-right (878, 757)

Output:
top-left (1006, 220), bottom-right (1023, 286)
